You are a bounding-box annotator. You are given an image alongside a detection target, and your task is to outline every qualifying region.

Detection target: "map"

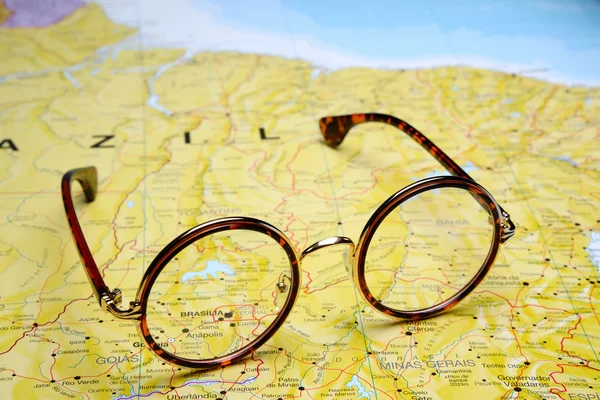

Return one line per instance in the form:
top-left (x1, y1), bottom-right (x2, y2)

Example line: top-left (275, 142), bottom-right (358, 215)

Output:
top-left (1, 0), bottom-right (599, 399)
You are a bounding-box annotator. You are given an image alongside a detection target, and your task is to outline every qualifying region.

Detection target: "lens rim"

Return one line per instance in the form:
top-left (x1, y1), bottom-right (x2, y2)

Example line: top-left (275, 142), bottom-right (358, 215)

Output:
top-left (353, 176), bottom-right (502, 320)
top-left (134, 217), bottom-right (301, 369)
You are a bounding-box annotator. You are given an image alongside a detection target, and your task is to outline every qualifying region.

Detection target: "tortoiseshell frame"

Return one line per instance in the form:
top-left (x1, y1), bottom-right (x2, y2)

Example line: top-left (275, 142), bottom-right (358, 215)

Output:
top-left (61, 113), bottom-right (515, 369)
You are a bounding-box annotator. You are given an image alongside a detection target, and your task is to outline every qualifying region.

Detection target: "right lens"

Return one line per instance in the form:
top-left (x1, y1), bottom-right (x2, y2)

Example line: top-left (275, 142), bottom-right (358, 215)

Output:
top-left (145, 228), bottom-right (294, 361)
top-left (363, 185), bottom-right (495, 313)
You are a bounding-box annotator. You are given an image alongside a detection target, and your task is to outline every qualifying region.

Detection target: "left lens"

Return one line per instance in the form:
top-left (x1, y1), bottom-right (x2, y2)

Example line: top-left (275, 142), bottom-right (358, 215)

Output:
top-left (362, 185), bottom-right (495, 314)
top-left (144, 228), bottom-right (294, 361)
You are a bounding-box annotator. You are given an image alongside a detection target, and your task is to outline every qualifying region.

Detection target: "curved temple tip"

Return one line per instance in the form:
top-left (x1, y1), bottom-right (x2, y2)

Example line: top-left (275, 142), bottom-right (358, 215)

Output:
top-left (318, 115), bottom-right (353, 148)
top-left (64, 166), bottom-right (98, 203)
top-left (78, 166), bottom-right (98, 202)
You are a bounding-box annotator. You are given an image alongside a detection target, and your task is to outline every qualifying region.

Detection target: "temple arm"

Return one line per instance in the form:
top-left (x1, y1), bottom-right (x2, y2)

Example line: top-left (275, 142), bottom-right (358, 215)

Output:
top-left (319, 113), bottom-right (473, 179)
top-left (61, 166), bottom-right (114, 306)
top-left (319, 113), bottom-right (515, 243)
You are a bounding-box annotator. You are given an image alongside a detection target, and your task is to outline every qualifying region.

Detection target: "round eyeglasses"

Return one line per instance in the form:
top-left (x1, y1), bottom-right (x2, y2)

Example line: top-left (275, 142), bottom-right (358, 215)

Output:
top-left (61, 113), bottom-right (515, 369)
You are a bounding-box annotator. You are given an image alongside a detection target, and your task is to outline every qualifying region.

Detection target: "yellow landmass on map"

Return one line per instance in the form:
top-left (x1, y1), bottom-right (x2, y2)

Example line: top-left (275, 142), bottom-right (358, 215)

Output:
top-left (0, 3), bottom-right (599, 400)
top-left (0, 3), bottom-right (134, 76)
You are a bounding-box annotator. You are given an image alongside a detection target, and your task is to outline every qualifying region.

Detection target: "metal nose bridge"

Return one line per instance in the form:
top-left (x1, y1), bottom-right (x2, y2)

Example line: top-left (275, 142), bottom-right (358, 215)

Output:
top-left (300, 236), bottom-right (356, 263)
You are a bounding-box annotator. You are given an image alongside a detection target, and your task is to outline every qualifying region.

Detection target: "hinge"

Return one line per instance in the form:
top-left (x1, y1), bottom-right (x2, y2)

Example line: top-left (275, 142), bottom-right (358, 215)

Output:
top-left (100, 288), bottom-right (122, 308)
top-left (100, 288), bottom-right (142, 320)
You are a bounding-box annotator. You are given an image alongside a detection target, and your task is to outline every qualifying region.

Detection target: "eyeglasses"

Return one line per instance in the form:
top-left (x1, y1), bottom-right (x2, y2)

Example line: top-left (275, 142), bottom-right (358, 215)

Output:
top-left (61, 113), bottom-right (515, 369)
